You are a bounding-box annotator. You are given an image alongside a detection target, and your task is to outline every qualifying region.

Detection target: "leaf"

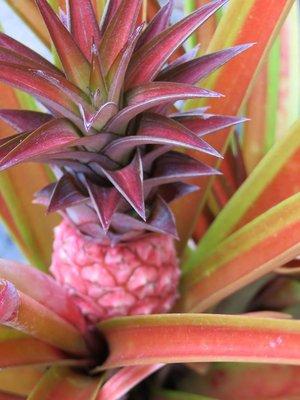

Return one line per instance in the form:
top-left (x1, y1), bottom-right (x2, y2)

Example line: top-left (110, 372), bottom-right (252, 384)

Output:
top-left (0, 392), bottom-right (24, 400)
top-left (0, 64), bottom-right (84, 126)
top-left (0, 42), bottom-right (61, 76)
top-left (107, 82), bottom-right (222, 132)
top-left (0, 336), bottom-right (67, 368)
top-left (105, 114), bottom-right (221, 160)
top-left (111, 197), bottom-right (178, 238)
top-left (101, 151), bottom-right (145, 220)
top-left (0, 110), bottom-right (53, 132)
top-left (174, 113), bottom-right (246, 137)
top-left (89, 44), bottom-right (107, 106)
top-left (47, 174), bottom-right (87, 213)
top-left (0, 30), bottom-right (60, 75)
top-left (125, 0), bottom-right (228, 89)
top-left (187, 119), bottom-right (300, 267)
top-left (35, 0), bottom-right (91, 92)
top-left (243, 4), bottom-right (300, 173)
top-left (180, 193), bottom-right (300, 312)
top-left (139, 113), bottom-right (220, 157)
top-left (184, 0), bottom-right (219, 53)
top-left (28, 366), bottom-right (102, 400)
top-left (275, 2), bottom-right (300, 142)
top-left (0, 119), bottom-right (80, 170)
top-left (157, 44), bottom-right (252, 84)
top-left (99, 313), bottom-right (300, 368)
top-left (146, 152), bottom-right (219, 187)
top-left (172, 0), bottom-right (295, 253)
top-left (100, 0), bottom-right (122, 33)
top-left (69, 0), bottom-right (102, 60)
top-left (97, 365), bottom-right (163, 400)
top-left (242, 62), bottom-right (269, 173)
top-left (83, 176), bottom-right (120, 232)
top-left (99, 0), bottom-right (142, 73)
top-left (135, 1), bottom-right (173, 50)
top-left (107, 25), bottom-right (143, 104)
top-left (0, 280), bottom-right (88, 357)
top-left (0, 366), bottom-right (44, 397)
top-left (0, 259), bottom-right (86, 331)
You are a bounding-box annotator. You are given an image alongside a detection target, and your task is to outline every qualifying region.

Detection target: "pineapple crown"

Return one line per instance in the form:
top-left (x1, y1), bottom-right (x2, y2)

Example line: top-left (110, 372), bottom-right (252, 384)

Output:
top-left (0, 0), bottom-right (249, 244)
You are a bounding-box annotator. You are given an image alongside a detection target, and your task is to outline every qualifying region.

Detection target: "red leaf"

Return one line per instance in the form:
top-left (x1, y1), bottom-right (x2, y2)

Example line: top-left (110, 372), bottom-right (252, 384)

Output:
top-left (100, 0), bottom-right (122, 34)
top-left (0, 110), bottom-right (53, 132)
top-left (175, 113), bottom-right (246, 137)
top-left (0, 63), bottom-right (83, 126)
top-left (84, 177), bottom-right (121, 232)
top-left (69, 0), bottom-right (102, 60)
top-left (147, 151), bottom-right (219, 187)
top-left (135, 0), bottom-right (173, 50)
top-left (35, 0), bottom-right (91, 92)
top-left (102, 151), bottom-right (145, 219)
top-left (107, 82), bottom-right (221, 132)
top-left (48, 174), bottom-right (87, 213)
top-left (125, 0), bottom-right (228, 88)
top-left (99, 0), bottom-right (142, 73)
top-left (0, 32), bottom-right (62, 76)
top-left (0, 119), bottom-right (79, 170)
top-left (158, 44), bottom-right (253, 84)
top-left (107, 25), bottom-right (143, 104)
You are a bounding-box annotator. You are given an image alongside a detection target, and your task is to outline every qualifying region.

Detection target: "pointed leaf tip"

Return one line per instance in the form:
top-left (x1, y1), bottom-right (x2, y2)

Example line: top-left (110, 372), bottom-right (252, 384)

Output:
top-left (69, 0), bottom-right (102, 60)
top-left (102, 151), bottom-right (146, 220)
top-left (83, 176), bottom-right (121, 232)
top-left (99, 0), bottom-right (142, 73)
top-left (126, 0), bottom-right (229, 89)
top-left (47, 174), bottom-right (87, 213)
top-left (35, 0), bottom-right (91, 92)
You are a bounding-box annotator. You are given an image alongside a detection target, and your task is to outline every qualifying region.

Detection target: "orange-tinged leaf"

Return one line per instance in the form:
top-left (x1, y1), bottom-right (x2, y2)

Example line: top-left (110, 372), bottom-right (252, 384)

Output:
top-left (187, 119), bottom-right (300, 266)
top-left (0, 394), bottom-right (24, 399)
top-left (99, 314), bottom-right (300, 368)
top-left (172, 0), bottom-right (295, 253)
top-left (91, 0), bottom-right (106, 21)
top-left (28, 366), bottom-right (102, 400)
top-left (0, 280), bottom-right (88, 357)
top-left (180, 193), bottom-right (300, 312)
top-left (242, 62), bottom-right (268, 173)
top-left (0, 337), bottom-right (66, 368)
top-left (0, 367), bottom-right (44, 397)
top-left (275, 2), bottom-right (300, 140)
top-left (0, 260), bottom-right (86, 332)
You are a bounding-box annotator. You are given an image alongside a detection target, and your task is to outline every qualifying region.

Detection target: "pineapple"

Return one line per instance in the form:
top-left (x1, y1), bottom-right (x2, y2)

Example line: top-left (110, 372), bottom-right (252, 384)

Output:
top-left (0, 0), bottom-right (247, 321)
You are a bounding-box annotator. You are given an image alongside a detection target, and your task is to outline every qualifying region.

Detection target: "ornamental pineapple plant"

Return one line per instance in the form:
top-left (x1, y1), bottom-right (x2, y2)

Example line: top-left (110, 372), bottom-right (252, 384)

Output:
top-left (0, 0), bottom-right (246, 321)
top-left (0, 0), bottom-right (300, 399)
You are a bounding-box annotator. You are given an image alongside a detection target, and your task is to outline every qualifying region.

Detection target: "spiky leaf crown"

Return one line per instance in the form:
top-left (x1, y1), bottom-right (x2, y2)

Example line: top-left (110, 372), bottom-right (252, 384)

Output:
top-left (0, 0), bottom-right (248, 243)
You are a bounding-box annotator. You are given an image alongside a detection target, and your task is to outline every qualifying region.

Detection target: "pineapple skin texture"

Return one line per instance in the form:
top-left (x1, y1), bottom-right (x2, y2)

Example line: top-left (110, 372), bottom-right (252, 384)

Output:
top-left (51, 220), bottom-right (180, 321)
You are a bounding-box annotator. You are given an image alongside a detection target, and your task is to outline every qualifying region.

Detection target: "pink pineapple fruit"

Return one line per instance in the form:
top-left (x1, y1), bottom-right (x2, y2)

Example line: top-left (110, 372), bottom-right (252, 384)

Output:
top-left (51, 219), bottom-right (180, 321)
